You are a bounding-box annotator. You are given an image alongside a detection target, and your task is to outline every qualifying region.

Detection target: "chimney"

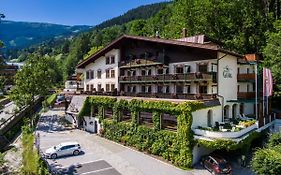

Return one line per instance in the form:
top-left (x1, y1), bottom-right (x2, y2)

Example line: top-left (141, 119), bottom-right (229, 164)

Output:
top-left (155, 31), bottom-right (160, 38)
top-left (182, 28), bottom-right (187, 38)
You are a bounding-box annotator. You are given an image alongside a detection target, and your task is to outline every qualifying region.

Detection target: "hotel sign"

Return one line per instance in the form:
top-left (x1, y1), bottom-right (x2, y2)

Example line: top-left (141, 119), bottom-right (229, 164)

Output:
top-left (223, 66), bottom-right (232, 78)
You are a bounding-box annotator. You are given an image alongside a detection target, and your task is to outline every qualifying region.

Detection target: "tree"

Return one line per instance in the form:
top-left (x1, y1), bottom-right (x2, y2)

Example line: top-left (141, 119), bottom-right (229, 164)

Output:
top-left (251, 132), bottom-right (281, 174)
top-left (264, 20), bottom-right (281, 90)
top-left (0, 76), bottom-right (6, 93)
top-left (9, 53), bottom-right (57, 108)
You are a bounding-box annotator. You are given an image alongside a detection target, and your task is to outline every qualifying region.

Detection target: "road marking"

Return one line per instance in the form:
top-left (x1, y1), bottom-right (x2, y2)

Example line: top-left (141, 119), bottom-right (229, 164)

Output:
top-left (80, 167), bottom-right (114, 175)
top-left (59, 159), bottom-right (104, 169)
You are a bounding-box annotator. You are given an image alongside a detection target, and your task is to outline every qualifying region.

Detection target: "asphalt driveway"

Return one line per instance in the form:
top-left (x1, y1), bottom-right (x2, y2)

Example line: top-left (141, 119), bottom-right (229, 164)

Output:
top-left (36, 109), bottom-right (254, 175)
top-left (36, 109), bottom-right (192, 175)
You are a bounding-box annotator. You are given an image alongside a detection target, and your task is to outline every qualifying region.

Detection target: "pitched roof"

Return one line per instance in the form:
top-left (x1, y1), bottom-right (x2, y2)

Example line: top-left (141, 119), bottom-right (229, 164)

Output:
top-left (77, 34), bottom-right (243, 68)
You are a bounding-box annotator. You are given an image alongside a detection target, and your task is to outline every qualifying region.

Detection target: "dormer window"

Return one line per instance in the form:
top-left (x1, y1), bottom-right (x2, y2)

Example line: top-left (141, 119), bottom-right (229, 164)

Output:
top-left (106, 55), bottom-right (115, 65)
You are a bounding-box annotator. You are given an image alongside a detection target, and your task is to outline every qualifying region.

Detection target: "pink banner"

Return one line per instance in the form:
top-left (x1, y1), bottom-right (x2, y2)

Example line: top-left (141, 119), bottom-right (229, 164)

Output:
top-left (263, 68), bottom-right (273, 97)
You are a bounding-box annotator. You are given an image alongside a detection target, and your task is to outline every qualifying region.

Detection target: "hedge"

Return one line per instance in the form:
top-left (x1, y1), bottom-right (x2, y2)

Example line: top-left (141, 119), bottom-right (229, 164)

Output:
top-left (79, 96), bottom-right (205, 169)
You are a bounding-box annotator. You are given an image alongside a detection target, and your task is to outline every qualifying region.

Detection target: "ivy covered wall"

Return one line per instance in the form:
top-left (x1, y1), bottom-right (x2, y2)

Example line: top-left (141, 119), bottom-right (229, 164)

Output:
top-left (79, 96), bottom-right (205, 169)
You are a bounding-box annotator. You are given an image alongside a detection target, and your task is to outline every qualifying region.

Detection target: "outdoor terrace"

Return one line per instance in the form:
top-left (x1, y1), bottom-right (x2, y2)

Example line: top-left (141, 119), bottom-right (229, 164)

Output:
top-left (193, 117), bottom-right (258, 141)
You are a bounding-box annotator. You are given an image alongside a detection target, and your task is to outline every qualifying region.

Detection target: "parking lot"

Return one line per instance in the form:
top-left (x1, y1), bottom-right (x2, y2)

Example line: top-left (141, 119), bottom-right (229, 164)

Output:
top-left (36, 109), bottom-right (193, 175)
top-left (36, 109), bottom-right (254, 175)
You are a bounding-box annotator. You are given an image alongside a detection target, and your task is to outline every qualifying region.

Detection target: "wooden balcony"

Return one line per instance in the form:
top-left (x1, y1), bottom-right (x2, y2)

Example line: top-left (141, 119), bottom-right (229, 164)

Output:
top-left (122, 92), bottom-right (216, 100)
top-left (237, 92), bottom-right (255, 99)
top-left (237, 73), bottom-right (255, 82)
top-left (119, 73), bottom-right (213, 83)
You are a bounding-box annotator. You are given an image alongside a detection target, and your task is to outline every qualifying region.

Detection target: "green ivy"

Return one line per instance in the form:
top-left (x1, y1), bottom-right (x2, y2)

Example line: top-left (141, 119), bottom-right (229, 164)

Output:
top-left (152, 112), bottom-right (161, 131)
top-left (197, 132), bottom-right (261, 153)
top-left (79, 96), bottom-right (205, 169)
top-left (79, 97), bottom-right (92, 117)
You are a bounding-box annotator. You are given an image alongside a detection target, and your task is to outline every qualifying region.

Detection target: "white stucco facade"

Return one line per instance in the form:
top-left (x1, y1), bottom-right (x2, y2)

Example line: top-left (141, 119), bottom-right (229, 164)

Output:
top-left (83, 49), bottom-right (120, 92)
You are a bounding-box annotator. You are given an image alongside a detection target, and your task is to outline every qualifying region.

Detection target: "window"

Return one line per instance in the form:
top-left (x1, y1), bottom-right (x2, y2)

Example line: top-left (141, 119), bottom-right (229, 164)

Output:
top-left (141, 86), bottom-right (146, 92)
top-left (176, 67), bottom-right (184, 74)
top-left (176, 85), bottom-right (183, 93)
top-left (90, 84), bottom-right (94, 91)
top-left (127, 86), bottom-right (131, 92)
top-left (111, 69), bottom-right (115, 78)
top-left (199, 86), bottom-right (208, 93)
top-left (247, 84), bottom-right (250, 92)
top-left (147, 86), bottom-right (151, 93)
top-left (132, 70), bottom-right (136, 76)
top-left (97, 70), bottom-right (102, 79)
top-left (86, 84), bottom-right (89, 91)
top-left (157, 69), bottom-right (163, 75)
top-left (185, 65), bottom-right (191, 73)
top-left (106, 56), bottom-right (115, 64)
top-left (140, 112), bottom-right (153, 126)
top-left (147, 69), bottom-right (151, 75)
top-left (110, 56), bottom-right (115, 64)
top-left (166, 86), bottom-right (170, 93)
top-left (111, 84), bottom-right (115, 92)
top-left (86, 71), bottom-right (89, 79)
top-left (132, 86), bottom-right (136, 93)
top-left (106, 69), bottom-right (110, 78)
top-left (106, 57), bottom-right (110, 64)
top-left (106, 84), bottom-right (110, 92)
top-left (90, 70), bottom-right (94, 79)
top-left (186, 85), bottom-right (191, 93)
top-left (162, 113), bottom-right (177, 131)
top-left (247, 68), bottom-right (250, 74)
top-left (105, 108), bottom-right (113, 119)
top-left (141, 70), bottom-right (146, 76)
top-left (238, 85), bottom-right (240, 92)
top-left (157, 86), bottom-right (163, 93)
top-left (238, 68), bottom-right (240, 74)
top-left (199, 64), bottom-right (208, 73)
top-left (121, 110), bottom-right (131, 122)
top-left (97, 84), bottom-right (102, 91)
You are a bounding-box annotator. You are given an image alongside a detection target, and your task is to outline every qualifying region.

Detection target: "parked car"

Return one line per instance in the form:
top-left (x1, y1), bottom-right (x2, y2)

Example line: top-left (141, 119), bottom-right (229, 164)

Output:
top-left (201, 154), bottom-right (232, 175)
top-left (44, 142), bottom-right (81, 159)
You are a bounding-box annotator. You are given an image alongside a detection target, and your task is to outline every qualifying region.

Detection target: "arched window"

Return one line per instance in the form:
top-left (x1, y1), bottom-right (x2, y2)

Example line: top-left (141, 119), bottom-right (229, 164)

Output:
top-left (232, 104), bottom-right (238, 119)
top-left (207, 110), bottom-right (213, 127)
top-left (224, 105), bottom-right (230, 120)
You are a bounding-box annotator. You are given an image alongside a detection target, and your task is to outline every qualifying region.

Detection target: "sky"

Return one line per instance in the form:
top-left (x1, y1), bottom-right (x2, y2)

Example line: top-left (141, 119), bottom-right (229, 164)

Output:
top-left (1, 0), bottom-right (167, 26)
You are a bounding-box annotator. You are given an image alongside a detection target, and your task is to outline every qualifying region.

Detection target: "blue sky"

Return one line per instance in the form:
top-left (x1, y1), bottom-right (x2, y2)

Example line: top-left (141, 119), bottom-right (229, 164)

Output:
top-left (1, 0), bottom-right (168, 26)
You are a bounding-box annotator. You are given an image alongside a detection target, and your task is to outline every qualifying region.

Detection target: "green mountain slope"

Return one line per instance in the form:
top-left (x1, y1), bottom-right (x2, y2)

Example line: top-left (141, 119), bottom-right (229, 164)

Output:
top-left (94, 2), bottom-right (170, 29)
top-left (0, 20), bottom-right (91, 49)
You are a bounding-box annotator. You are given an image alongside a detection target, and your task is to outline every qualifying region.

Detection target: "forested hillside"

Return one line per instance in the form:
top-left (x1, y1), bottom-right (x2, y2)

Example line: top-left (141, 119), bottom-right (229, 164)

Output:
top-left (6, 0), bottom-right (281, 92)
top-left (0, 21), bottom-right (91, 50)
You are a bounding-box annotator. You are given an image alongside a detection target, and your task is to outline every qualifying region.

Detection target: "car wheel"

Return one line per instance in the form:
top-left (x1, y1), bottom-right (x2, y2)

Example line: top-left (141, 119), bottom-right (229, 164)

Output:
top-left (51, 153), bottom-right (57, 159)
top-left (73, 150), bottom-right (79, 156)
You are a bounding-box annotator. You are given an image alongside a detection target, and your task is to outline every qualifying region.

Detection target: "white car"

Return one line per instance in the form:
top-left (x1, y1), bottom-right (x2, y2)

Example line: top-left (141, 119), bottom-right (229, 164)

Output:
top-left (45, 142), bottom-right (82, 159)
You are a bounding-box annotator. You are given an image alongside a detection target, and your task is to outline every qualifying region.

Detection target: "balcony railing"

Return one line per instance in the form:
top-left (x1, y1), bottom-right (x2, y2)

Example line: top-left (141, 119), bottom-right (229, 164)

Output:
top-left (119, 73), bottom-right (213, 83)
top-left (237, 73), bottom-right (255, 82)
top-left (121, 92), bottom-right (216, 100)
top-left (193, 121), bottom-right (258, 139)
top-left (237, 92), bottom-right (255, 99)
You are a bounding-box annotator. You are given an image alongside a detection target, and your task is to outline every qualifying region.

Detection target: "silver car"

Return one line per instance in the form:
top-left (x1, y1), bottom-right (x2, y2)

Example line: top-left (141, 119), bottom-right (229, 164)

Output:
top-left (45, 141), bottom-right (81, 159)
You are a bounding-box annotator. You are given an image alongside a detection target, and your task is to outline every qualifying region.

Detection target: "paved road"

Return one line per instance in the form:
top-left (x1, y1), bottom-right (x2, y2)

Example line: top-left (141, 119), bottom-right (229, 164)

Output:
top-left (0, 102), bottom-right (17, 124)
top-left (36, 109), bottom-right (254, 175)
